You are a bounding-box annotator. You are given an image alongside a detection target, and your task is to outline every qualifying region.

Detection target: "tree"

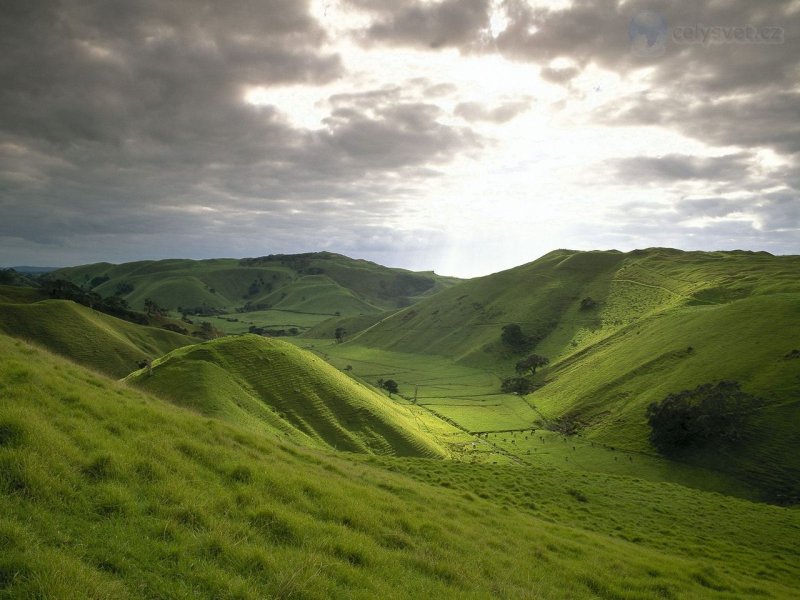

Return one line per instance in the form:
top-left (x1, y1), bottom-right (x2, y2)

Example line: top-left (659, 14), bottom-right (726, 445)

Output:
top-left (381, 379), bottom-right (399, 395)
top-left (144, 297), bottom-right (165, 317)
top-left (515, 354), bottom-right (550, 376)
top-left (501, 377), bottom-right (533, 395)
top-left (501, 324), bottom-right (534, 354)
top-left (334, 327), bottom-right (346, 344)
top-left (580, 297), bottom-right (598, 310)
top-left (646, 381), bottom-right (759, 454)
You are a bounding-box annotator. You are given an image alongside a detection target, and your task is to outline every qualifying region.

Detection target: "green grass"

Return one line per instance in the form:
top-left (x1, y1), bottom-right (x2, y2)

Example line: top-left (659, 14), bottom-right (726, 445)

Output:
top-left (0, 299), bottom-right (194, 378)
top-left (203, 309), bottom-right (339, 336)
top-left (0, 285), bottom-right (47, 304)
top-left (338, 248), bottom-right (800, 502)
top-left (2, 332), bottom-right (799, 598)
top-left (125, 335), bottom-right (451, 458)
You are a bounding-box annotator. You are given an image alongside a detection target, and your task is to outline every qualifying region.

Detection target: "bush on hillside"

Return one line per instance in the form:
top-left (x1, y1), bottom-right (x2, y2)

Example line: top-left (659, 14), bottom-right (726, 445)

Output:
top-left (646, 381), bottom-right (761, 454)
top-left (501, 377), bottom-right (533, 395)
top-left (501, 324), bottom-right (535, 354)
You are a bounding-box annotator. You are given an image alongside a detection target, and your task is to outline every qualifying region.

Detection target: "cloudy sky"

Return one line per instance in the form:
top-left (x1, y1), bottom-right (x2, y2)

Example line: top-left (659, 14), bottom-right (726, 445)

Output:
top-left (1, 0), bottom-right (798, 276)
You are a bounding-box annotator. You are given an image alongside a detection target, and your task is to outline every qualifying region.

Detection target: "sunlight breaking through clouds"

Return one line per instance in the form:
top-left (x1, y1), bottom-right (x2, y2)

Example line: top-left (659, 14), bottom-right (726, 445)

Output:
top-left (0, 0), bottom-right (797, 274)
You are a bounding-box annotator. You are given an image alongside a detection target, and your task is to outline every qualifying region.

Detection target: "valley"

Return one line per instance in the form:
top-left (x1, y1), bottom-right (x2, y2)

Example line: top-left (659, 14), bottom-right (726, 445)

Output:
top-left (1, 248), bottom-right (799, 598)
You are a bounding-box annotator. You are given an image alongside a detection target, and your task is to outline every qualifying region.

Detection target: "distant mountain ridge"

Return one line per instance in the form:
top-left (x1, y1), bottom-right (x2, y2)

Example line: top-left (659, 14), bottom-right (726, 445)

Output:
top-left (49, 252), bottom-right (460, 317)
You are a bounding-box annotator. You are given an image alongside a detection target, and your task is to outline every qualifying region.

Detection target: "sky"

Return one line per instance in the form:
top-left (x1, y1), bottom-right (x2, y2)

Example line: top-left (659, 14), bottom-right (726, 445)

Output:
top-left (1, 0), bottom-right (798, 277)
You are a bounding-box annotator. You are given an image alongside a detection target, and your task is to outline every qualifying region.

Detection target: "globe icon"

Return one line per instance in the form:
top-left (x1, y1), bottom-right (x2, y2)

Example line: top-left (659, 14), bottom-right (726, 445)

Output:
top-left (629, 11), bottom-right (668, 57)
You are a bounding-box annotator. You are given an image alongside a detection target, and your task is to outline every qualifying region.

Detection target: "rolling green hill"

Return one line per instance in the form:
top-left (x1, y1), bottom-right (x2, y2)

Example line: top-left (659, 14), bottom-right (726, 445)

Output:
top-left (50, 253), bottom-right (459, 319)
top-left (125, 335), bottom-right (449, 458)
top-left (2, 332), bottom-right (799, 598)
top-left (0, 299), bottom-right (194, 378)
top-left (330, 248), bottom-right (800, 502)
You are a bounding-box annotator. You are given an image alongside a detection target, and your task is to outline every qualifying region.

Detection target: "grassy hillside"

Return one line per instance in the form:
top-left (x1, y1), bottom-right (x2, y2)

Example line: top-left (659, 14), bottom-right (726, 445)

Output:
top-left (328, 249), bottom-right (800, 502)
top-left (50, 253), bottom-right (459, 322)
top-left (125, 335), bottom-right (450, 458)
top-left (2, 332), bottom-right (799, 598)
top-left (0, 284), bottom-right (47, 304)
top-left (0, 299), bottom-right (194, 378)
top-left (353, 248), bottom-right (799, 363)
top-left (303, 311), bottom-right (391, 340)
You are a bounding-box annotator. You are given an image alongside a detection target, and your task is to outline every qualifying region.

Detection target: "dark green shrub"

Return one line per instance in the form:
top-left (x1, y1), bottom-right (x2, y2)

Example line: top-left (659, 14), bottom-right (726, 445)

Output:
top-left (646, 381), bottom-right (760, 453)
top-left (501, 377), bottom-right (533, 395)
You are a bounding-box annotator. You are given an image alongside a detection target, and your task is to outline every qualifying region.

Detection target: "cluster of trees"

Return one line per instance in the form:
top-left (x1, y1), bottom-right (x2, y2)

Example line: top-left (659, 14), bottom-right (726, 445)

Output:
top-left (334, 327), bottom-right (346, 343)
top-left (179, 305), bottom-right (224, 317)
top-left (43, 279), bottom-right (148, 325)
top-left (499, 322), bottom-right (554, 395)
top-left (236, 301), bottom-right (272, 313)
top-left (500, 353), bottom-right (550, 396)
top-left (646, 381), bottom-right (761, 454)
top-left (248, 325), bottom-right (299, 337)
top-left (239, 253), bottom-right (331, 271)
top-left (244, 276), bottom-right (276, 299)
top-left (144, 298), bottom-right (167, 317)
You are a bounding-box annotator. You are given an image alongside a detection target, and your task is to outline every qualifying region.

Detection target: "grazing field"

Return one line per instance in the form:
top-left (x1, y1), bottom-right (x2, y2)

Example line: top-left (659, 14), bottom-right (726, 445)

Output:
top-left (332, 249), bottom-right (800, 503)
top-left (2, 332), bottom-right (799, 599)
top-left (298, 340), bottom-right (774, 498)
top-left (203, 309), bottom-right (336, 335)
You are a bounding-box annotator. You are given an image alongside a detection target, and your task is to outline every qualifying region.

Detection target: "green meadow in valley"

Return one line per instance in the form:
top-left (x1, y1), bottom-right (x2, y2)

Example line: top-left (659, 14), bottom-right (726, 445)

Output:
top-left (1, 248), bottom-right (799, 598)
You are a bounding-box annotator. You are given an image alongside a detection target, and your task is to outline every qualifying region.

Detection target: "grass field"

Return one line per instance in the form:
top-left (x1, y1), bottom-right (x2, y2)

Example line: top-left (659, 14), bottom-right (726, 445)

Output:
top-left (332, 249), bottom-right (800, 502)
top-left (2, 332), bottom-right (799, 598)
top-left (203, 309), bottom-right (335, 335)
top-left (297, 339), bottom-right (778, 498)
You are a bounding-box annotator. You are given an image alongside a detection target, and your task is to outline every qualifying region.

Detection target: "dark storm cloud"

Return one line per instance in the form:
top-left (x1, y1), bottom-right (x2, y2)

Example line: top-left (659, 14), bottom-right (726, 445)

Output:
top-left (612, 153), bottom-right (753, 183)
top-left (0, 0), bottom-right (484, 263)
top-left (349, 1), bottom-right (799, 158)
top-left (604, 187), bottom-right (800, 255)
top-left (609, 90), bottom-right (800, 156)
top-left (674, 193), bottom-right (800, 231)
top-left (352, 0), bottom-right (491, 50)
top-left (492, 0), bottom-right (800, 156)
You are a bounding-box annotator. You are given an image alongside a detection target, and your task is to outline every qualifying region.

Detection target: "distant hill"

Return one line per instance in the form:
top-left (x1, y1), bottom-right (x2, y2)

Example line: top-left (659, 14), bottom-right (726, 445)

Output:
top-left (124, 334), bottom-right (449, 458)
top-left (9, 266), bottom-right (58, 274)
top-left (49, 252), bottom-right (460, 317)
top-left (0, 298), bottom-right (194, 378)
top-left (346, 248), bottom-right (800, 502)
top-left (0, 268), bottom-right (41, 289)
